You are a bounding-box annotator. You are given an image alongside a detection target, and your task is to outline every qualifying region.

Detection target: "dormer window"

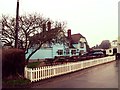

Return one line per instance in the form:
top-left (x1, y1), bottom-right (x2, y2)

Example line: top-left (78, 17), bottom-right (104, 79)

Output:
top-left (80, 42), bottom-right (84, 48)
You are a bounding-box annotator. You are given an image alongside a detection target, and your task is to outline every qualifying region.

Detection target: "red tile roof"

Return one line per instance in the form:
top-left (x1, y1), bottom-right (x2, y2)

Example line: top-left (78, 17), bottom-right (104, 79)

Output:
top-left (71, 33), bottom-right (85, 44)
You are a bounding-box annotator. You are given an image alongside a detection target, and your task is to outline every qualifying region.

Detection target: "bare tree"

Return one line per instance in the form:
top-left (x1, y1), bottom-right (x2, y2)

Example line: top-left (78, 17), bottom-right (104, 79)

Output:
top-left (2, 14), bottom-right (46, 48)
top-left (2, 16), bottom-right (16, 47)
top-left (27, 21), bottom-right (66, 63)
top-left (1, 14), bottom-right (66, 63)
top-left (99, 40), bottom-right (111, 49)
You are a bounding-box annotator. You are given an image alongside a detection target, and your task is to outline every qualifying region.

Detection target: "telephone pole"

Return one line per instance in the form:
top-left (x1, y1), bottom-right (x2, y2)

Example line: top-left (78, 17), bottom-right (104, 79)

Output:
top-left (15, 0), bottom-right (19, 48)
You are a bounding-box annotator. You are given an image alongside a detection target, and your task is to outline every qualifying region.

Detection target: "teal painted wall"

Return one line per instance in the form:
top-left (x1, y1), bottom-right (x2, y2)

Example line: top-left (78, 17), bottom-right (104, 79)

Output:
top-left (52, 43), bottom-right (66, 57)
top-left (26, 43), bottom-right (67, 60)
top-left (26, 43), bottom-right (87, 60)
top-left (72, 43), bottom-right (86, 53)
top-left (26, 48), bottom-right (53, 60)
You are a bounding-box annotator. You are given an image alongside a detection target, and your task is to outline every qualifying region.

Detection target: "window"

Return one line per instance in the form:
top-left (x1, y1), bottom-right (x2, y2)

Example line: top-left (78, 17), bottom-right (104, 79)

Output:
top-left (80, 50), bottom-right (84, 55)
top-left (80, 42), bottom-right (84, 48)
top-left (77, 49), bottom-right (79, 53)
top-left (57, 50), bottom-right (63, 55)
top-left (71, 50), bottom-right (76, 55)
top-left (109, 50), bottom-right (112, 53)
top-left (66, 49), bottom-right (69, 55)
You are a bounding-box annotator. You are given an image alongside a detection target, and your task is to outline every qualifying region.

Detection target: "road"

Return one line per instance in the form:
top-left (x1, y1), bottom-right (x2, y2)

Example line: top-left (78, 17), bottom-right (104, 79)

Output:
top-left (30, 61), bottom-right (119, 88)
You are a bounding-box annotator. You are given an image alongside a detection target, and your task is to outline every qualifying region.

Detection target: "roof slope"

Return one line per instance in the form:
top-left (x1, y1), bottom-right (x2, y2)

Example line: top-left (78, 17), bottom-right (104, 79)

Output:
top-left (71, 33), bottom-right (85, 44)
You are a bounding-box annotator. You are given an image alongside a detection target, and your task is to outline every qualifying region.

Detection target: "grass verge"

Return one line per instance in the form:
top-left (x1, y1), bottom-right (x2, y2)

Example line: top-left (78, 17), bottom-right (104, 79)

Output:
top-left (2, 78), bottom-right (31, 88)
top-left (27, 62), bottom-right (40, 68)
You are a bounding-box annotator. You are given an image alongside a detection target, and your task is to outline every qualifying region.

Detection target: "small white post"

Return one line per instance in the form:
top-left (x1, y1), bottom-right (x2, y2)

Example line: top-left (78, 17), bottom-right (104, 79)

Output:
top-left (48, 66), bottom-right (50, 78)
top-left (30, 68), bottom-right (33, 82)
top-left (35, 68), bottom-right (37, 81)
top-left (54, 66), bottom-right (56, 76)
top-left (41, 67), bottom-right (43, 79)
top-left (40, 67), bottom-right (42, 80)
top-left (38, 68), bottom-right (39, 80)
top-left (24, 66), bottom-right (27, 78)
top-left (43, 67), bottom-right (45, 79)
top-left (68, 63), bottom-right (70, 72)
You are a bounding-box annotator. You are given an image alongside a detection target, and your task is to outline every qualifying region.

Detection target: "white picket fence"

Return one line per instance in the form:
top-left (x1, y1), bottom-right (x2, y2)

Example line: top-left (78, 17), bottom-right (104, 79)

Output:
top-left (24, 56), bottom-right (115, 82)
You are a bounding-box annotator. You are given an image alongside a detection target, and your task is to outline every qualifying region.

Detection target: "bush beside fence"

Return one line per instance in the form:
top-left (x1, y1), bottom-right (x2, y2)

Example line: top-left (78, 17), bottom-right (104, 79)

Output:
top-left (24, 56), bottom-right (115, 82)
top-left (2, 48), bottom-right (25, 79)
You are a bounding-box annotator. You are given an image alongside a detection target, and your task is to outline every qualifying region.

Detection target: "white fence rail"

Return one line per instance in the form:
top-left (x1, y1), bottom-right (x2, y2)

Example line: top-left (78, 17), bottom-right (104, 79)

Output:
top-left (24, 56), bottom-right (115, 82)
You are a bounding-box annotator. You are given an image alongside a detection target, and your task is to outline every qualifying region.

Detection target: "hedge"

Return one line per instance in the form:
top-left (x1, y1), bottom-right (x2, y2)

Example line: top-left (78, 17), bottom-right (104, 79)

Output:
top-left (2, 48), bottom-right (25, 79)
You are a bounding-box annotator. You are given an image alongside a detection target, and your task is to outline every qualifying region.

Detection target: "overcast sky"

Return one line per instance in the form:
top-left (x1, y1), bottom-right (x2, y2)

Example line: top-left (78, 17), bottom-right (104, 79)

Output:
top-left (0, 0), bottom-right (119, 47)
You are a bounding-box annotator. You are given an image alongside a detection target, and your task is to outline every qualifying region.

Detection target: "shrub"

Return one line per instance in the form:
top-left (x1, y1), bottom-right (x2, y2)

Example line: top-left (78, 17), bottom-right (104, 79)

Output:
top-left (2, 48), bottom-right (25, 79)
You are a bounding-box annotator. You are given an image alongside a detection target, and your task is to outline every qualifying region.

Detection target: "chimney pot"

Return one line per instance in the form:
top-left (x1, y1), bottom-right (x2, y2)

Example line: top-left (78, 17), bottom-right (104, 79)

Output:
top-left (42, 23), bottom-right (46, 32)
top-left (67, 29), bottom-right (71, 39)
top-left (47, 21), bottom-right (51, 31)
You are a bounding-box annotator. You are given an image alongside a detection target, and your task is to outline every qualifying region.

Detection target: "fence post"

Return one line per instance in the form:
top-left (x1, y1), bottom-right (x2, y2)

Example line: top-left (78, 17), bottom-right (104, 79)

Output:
top-left (48, 66), bottom-right (50, 78)
top-left (80, 61), bottom-right (82, 69)
top-left (53, 66), bottom-right (56, 76)
top-left (43, 67), bottom-right (45, 79)
top-left (24, 66), bottom-right (27, 78)
top-left (40, 67), bottom-right (42, 80)
top-left (35, 68), bottom-right (37, 81)
top-left (30, 68), bottom-right (33, 82)
top-left (37, 68), bottom-right (40, 80)
top-left (69, 63), bottom-right (71, 72)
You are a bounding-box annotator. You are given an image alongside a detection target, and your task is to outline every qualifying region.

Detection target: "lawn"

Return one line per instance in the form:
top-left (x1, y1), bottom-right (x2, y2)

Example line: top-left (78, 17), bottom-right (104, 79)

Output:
top-left (27, 62), bottom-right (41, 68)
top-left (2, 77), bottom-right (31, 88)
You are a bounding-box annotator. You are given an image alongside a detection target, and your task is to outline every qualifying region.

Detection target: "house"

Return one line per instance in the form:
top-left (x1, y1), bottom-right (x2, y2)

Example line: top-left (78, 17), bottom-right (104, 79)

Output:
top-left (106, 40), bottom-right (118, 55)
top-left (26, 43), bottom-right (67, 60)
top-left (67, 29), bottom-right (88, 56)
top-left (26, 29), bottom-right (89, 60)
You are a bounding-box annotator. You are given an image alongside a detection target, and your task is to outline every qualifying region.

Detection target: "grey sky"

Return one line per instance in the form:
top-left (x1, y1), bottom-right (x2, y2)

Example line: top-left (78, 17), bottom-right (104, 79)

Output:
top-left (0, 0), bottom-right (119, 47)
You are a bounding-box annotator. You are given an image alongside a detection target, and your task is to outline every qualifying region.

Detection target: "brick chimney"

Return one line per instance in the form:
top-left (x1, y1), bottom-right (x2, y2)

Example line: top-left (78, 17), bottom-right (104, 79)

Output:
top-left (42, 23), bottom-right (46, 32)
top-left (67, 29), bottom-right (72, 47)
top-left (47, 21), bottom-right (51, 31)
top-left (67, 29), bottom-right (71, 39)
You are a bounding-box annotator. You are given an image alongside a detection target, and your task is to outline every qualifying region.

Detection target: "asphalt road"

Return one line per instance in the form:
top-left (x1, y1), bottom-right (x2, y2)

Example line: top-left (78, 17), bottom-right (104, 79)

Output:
top-left (31, 61), bottom-right (119, 88)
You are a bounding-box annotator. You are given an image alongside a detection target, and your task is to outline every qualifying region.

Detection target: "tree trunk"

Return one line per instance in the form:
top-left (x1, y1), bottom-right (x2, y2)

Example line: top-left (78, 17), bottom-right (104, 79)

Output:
top-left (26, 44), bottom-right (42, 64)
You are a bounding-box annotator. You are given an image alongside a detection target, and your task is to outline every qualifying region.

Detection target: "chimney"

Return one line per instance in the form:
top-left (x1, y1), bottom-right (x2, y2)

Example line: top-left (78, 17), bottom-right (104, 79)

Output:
top-left (47, 21), bottom-right (51, 31)
top-left (42, 23), bottom-right (46, 32)
top-left (67, 29), bottom-right (71, 39)
top-left (67, 29), bottom-right (72, 47)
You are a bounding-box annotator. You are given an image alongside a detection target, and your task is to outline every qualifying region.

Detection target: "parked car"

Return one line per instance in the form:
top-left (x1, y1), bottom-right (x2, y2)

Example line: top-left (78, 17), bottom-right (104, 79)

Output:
top-left (70, 55), bottom-right (80, 61)
top-left (80, 51), bottom-right (104, 60)
top-left (80, 52), bottom-right (95, 60)
top-left (92, 51), bottom-right (104, 58)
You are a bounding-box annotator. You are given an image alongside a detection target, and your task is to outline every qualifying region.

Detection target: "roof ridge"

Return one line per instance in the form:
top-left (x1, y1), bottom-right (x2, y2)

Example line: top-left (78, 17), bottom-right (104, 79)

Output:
top-left (71, 33), bottom-right (81, 35)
